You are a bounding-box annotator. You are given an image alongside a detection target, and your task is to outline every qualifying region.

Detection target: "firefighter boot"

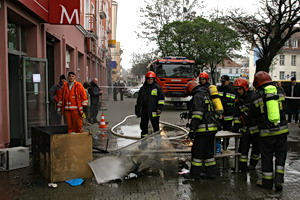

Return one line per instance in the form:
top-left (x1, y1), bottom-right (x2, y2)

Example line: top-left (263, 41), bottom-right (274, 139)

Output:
top-left (201, 165), bottom-right (217, 179)
top-left (256, 179), bottom-right (273, 189)
top-left (182, 173), bottom-right (200, 180)
top-left (275, 182), bottom-right (283, 191)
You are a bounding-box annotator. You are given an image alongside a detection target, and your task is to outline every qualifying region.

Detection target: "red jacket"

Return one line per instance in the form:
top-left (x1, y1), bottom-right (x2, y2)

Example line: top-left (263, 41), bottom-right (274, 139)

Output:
top-left (57, 81), bottom-right (88, 114)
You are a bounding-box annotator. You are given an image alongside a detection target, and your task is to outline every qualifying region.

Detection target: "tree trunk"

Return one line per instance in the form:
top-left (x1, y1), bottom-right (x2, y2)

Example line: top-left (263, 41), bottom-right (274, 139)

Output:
top-left (255, 58), bottom-right (272, 73)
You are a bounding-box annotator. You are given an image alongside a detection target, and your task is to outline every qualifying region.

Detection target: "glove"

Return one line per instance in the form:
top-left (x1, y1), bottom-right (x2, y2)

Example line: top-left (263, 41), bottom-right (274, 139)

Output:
top-left (188, 132), bottom-right (195, 139)
top-left (57, 108), bottom-right (62, 114)
top-left (157, 110), bottom-right (162, 115)
top-left (83, 107), bottom-right (87, 113)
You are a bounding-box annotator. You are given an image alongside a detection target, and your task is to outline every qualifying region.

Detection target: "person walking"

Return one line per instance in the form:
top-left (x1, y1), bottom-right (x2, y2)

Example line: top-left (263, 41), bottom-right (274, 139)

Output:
top-left (284, 77), bottom-right (299, 123)
top-left (183, 80), bottom-right (219, 180)
top-left (57, 72), bottom-right (88, 133)
top-left (135, 71), bottom-right (165, 138)
top-left (49, 74), bottom-right (66, 125)
top-left (83, 81), bottom-right (91, 126)
top-left (88, 78), bottom-right (102, 124)
top-left (249, 71), bottom-right (288, 191)
top-left (231, 78), bottom-right (260, 172)
top-left (113, 81), bottom-right (118, 101)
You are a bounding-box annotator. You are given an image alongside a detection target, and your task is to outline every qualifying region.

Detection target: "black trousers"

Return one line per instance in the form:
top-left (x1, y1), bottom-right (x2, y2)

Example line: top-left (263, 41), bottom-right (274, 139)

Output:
top-left (260, 134), bottom-right (287, 187)
top-left (191, 133), bottom-right (216, 176)
top-left (90, 104), bottom-right (98, 122)
top-left (238, 133), bottom-right (260, 170)
top-left (140, 114), bottom-right (159, 137)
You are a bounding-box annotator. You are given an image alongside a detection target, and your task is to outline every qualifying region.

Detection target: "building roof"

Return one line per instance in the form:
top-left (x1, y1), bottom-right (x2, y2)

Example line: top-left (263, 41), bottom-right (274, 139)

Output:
top-left (216, 58), bottom-right (242, 68)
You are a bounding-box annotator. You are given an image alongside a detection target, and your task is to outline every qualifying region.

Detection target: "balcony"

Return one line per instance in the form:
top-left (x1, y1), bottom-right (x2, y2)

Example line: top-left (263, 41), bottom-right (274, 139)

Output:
top-left (85, 13), bottom-right (98, 40)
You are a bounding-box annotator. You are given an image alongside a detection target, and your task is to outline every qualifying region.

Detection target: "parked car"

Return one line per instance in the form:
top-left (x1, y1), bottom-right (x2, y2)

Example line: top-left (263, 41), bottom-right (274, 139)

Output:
top-left (125, 84), bottom-right (143, 98)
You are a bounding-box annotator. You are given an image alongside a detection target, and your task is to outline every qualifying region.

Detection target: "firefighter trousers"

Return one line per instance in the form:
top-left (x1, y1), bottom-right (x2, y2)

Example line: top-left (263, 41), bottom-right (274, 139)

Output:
top-left (190, 133), bottom-right (217, 177)
top-left (260, 134), bottom-right (287, 187)
top-left (64, 110), bottom-right (83, 133)
top-left (140, 115), bottom-right (159, 137)
top-left (238, 133), bottom-right (260, 170)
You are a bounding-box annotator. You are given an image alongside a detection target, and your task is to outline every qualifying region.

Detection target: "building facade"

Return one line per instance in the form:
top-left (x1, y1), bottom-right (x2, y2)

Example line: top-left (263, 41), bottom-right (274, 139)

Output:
top-left (0, 0), bottom-right (115, 147)
top-left (249, 33), bottom-right (300, 83)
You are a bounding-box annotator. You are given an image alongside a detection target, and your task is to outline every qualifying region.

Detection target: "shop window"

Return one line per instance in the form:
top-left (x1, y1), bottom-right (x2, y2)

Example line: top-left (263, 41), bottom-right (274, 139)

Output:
top-left (7, 23), bottom-right (26, 52)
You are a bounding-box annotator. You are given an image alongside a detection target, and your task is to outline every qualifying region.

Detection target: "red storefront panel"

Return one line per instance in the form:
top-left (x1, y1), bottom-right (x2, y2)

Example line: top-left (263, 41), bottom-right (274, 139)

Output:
top-left (18, 0), bottom-right (49, 21)
top-left (48, 0), bottom-right (80, 25)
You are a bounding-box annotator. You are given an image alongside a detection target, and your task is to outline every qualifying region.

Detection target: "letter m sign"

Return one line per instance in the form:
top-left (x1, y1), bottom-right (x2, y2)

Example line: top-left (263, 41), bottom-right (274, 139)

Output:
top-left (49, 0), bottom-right (80, 25)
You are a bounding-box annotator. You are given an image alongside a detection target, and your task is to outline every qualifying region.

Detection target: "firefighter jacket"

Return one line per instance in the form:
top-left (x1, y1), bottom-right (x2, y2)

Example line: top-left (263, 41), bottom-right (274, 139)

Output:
top-left (232, 90), bottom-right (258, 135)
top-left (248, 83), bottom-right (288, 137)
top-left (188, 86), bottom-right (219, 135)
top-left (88, 81), bottom-right (101, 105)
top-left (57, 81), bottom-right (88, 114)
top-left (200, 82), bottom-right (210, 89)
top-left (49, 81), bottom-right (64, 103)
top-left (135, 82), bottom-right (165, 119)
top-left (217, 84), bottom-right (236, 120)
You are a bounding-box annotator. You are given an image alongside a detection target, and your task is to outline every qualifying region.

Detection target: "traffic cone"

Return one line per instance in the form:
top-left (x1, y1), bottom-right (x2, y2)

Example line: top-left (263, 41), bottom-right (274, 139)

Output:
top-left (99, 113), bottom-right (108, 129)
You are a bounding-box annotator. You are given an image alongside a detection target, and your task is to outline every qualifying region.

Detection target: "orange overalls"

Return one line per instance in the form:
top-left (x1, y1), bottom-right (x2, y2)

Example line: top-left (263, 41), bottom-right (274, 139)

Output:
top-left (57, 81), bottom-right (88, 133)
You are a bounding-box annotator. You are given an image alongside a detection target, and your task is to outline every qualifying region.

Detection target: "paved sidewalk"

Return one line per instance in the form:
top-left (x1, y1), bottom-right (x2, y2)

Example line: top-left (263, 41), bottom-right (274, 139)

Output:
top-left (1, 98), bottom-right (300, 200)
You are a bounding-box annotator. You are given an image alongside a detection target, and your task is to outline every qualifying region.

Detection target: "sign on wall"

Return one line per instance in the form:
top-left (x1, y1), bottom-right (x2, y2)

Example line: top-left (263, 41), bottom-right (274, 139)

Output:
top-left (48, 0), bottom-right (80, 25)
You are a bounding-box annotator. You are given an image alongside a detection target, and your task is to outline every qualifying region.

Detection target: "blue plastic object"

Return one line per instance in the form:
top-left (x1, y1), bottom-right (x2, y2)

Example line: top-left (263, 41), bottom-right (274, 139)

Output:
top-left (216, 141), bottom-right (222, 154)
top-left (66, 178), bottom-right (84, 186)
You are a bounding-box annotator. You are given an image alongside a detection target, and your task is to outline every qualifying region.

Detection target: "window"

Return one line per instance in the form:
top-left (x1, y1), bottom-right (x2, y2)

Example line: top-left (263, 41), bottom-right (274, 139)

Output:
top-left (66, 49), bottom-right (71, 74)
top-left (291, 40), bottom-right (298, 48)
top-left (291, 71), bottom-right (296, 78)
top-left (279, 71), bottom-right (285, 80)
top-left (229, 69), bottom-right (232, 74)
top-left (279, 55), bottom-right (285, 65)
top-left (291, 55), bottom-right (296, 66)
top-left (283, 40), bottom-right (289, 48)
top-left (235, 69), bottom-right (239, 74)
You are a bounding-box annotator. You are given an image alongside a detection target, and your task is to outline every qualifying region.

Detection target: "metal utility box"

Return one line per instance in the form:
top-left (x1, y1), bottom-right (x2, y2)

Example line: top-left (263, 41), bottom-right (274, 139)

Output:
top-left (31, 126), bottom-right (93, 182)
top-left (0, 147), bottom-right (29, 171)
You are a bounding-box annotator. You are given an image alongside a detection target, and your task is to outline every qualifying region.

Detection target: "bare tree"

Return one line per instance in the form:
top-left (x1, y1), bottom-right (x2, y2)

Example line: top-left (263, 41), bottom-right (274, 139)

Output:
top-left (225, 0), bottom-right (300, 73)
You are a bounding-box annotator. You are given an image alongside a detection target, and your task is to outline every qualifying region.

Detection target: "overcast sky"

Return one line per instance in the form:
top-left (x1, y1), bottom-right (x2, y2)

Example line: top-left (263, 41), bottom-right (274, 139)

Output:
top-left (116, 0), bottom-right (259, 70)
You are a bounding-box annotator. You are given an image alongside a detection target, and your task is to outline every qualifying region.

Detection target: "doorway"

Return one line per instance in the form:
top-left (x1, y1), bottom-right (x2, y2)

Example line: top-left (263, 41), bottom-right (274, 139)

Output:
top-left (8, 54), bottom-right (48, 146)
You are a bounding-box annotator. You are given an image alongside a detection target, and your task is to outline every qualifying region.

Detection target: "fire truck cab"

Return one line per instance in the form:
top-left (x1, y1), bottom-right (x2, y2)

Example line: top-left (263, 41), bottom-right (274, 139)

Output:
top-left (147, 56), bottom-right (197, 105)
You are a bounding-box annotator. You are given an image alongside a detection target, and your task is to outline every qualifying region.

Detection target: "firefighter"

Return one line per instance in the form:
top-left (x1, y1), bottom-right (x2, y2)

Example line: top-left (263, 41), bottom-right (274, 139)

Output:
top-left (135, 71), bottom-right (165, 138)
top-left (183, 80), bottom-right (219, 180)
top-left (231, 78), bottom-right (260, 172)
top-left (57, 72), bottom-right (88, 133)
top-left (249, 71), bottom-right (288, 191)
top-left (218, 75), bottom-right (235, 131)
top-left (198, 72), bottom-right (210, 88)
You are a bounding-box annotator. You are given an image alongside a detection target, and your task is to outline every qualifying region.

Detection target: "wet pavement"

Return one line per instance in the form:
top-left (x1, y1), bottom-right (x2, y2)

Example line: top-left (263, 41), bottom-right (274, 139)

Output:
top-left (1, 98), bottom-right (300, 200)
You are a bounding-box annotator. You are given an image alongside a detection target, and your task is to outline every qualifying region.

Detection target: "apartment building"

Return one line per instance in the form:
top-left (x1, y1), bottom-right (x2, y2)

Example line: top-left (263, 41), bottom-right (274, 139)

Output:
top-left (249, 33), bottom-right (300, 83)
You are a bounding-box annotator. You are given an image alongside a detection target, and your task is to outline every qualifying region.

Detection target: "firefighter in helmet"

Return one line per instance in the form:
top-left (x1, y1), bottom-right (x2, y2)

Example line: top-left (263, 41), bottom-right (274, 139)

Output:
top-left (135, 71), bottom-right (165, 137)
top-left (249, 71), bottom-right (288, 191)
top-left (183, 80), bottom-right (219, 180)
top-left (231, 78), bottom-right (260, 172)
top-left (198, 72), bottom-right (210, 88)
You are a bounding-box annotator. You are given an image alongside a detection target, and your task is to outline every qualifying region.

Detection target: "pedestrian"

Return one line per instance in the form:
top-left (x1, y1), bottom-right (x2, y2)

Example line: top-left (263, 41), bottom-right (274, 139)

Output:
top-left (249, 71), bottom-right (288, 191)
top-left (183, 80), bottom-right (219, 180)
top-left (57, 72), bottom-right (88, 133)
top-left (118, 80), bottom-right (126, 101)
top-left (217, 75), bottom-right (236, 151)
top-left (231, 78), bottom-right (260, 172)
top-left (198, 72), bottom-right (210, 88)
top-left (88, 78), bottom-right (102, 124)
top-left (48, 74), bottom-right (66, 125)
top-left (283, 77), bottom-right (299, 123)
top-left (113, 81), bottom-right (118, 101)
top-left (135, 71), bottom-right (165, 138)
top-left (83, 81), bottom-right (91, 126)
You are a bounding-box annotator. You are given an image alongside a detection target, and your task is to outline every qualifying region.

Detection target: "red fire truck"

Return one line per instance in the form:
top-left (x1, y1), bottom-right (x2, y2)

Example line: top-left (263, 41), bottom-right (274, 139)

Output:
top-left (147, 56), bottom-right (197, 105)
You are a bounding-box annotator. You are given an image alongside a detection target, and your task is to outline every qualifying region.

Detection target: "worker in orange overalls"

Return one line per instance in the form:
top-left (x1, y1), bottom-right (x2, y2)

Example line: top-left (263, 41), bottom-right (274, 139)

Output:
top-left (57, 72), bottom-right (88, 133)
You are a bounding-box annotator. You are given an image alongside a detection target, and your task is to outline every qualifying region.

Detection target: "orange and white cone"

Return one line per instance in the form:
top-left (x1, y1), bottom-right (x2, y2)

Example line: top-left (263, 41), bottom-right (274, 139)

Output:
top-left (99, 113), bottom-right (108, 129)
